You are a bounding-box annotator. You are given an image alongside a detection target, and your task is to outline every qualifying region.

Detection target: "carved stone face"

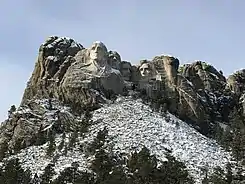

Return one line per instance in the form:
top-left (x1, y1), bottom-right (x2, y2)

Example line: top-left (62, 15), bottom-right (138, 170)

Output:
top-left (108, 51), bottom-right (121, 70)
top-left (120, 62), bottom-right (132, 81)
top-left (139, 63), bottom-right (152, 77)
top-left (89, 41), bottom-right (107, 63)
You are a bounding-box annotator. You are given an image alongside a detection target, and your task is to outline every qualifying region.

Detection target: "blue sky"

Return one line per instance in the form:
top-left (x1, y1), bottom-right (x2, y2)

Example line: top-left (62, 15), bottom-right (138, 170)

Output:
top-left (0, 0), bottom-right (244, 121)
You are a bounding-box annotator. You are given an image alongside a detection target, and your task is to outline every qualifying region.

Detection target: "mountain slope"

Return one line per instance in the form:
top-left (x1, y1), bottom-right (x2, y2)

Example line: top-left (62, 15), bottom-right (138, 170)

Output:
top-left (1, 94), bottom-right (237, 183)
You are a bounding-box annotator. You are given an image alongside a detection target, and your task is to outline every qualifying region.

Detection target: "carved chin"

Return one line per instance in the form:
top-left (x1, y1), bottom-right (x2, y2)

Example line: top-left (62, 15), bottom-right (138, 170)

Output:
top-left (141, 73), bottom-right (150, 77)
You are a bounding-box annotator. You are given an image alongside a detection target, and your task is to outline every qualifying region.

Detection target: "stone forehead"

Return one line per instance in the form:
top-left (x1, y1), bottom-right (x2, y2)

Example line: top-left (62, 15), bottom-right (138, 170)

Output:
top-left (120, 61), bottom-right (131, 68)
top-left (109, 50), bottom-right (118, 55)
top-left (140, 63), bottom-right (150, 68)
top-left (140, 59), bottom-right (149, 66)
top-left (109, 51), bottom-right (121, 59)
top-left (91, 41), bottom-right (107, 52)
top-left (139, 62), bottom-right (152, 70)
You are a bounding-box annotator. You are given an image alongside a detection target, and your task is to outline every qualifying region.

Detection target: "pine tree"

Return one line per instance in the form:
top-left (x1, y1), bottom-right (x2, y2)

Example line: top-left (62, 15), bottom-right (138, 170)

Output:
top-left (201, 167), bottom-right (209, 184)
top-left (214, 123), bottom-right (224, 143)
top-left (79, 110), bottom-right (93, 137)
top-left (46, 130), bottom-right (56, 157)
top-left (228, 113), bottom-right (245, 161)
top-left (63, 145), bottom-right (68, 156)
top-left (40, 163), bottom-right (55, 184)
top-left (68, 128), bottom-right (78, 150)
top-left (0, 140), bottom-right (8, 161)
top-left (87, 127), bottom-right (108, 154)
top-left (35, 124), bottom-right (47, 146)
top-left (232, 129), bottom-right (243, 160)
top-left (221, 126), bottom-right (233, 150)
top-left (31, 173), bottom-right (41, 184)
top-left (51, 162), bottom-right (91, 184)
top-left (127, 147), bottom-right (193, 184)
top-left (208, 166), bottom-right (227, 184)
top-left (90, 149), bottom-right (114, 182)
top-left (225, 162), bottom-right (232, 184)
top-left (1, 158), bottom-right (31, 184)
top-left (58, 132), bottom-right (66, 151)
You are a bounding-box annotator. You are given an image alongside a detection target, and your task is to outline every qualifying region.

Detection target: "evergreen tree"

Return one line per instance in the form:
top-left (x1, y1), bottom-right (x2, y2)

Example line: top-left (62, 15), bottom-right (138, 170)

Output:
top-left (221, 126), bottom-right (233, 150)
top-left (31, 173), bottom-right (41, 184)
top-left (78, 110), bottom-right (93, 137)
top-left (127, 147), bottom-right (193, 184)
top-left (87, 127), bottom-right (108, 154)
top-left (0, 158), bottom-right (31, 184)
top-left (63, 145), bottom-right (68, 156)
top-left (225, 162), bottom-right (232, 184)
top-left (228, 112), bottom-right (245, 162)
top-left (40, 163), bottom-right (55, 184)
top-left (46, 130), bottom-right (56, 157)
top-left (208, 166), bottom-right (227, 184)
top-left (12, 139), bottom-right (23, 154)
top-left (58, 132), bottom-right (66, 151)
top-left (35, 124), bottom-right (47, 146)
top-left (68, 128), bottom-right (78, 150)
top-left (232, 129), bottom-right (244, 161)
top-left (51, 162), bottom-right (95, 184)
top-left (214, 123), bottom-right (224, 143)
top-left (0, 140), bottom-right (8, 161)
top-left (90, 149), bottom-right (115, 182)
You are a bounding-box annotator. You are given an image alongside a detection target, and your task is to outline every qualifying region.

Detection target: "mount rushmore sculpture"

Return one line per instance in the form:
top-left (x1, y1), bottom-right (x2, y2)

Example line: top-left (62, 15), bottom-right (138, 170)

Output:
top-left (20, 36), bottom-right (209, 127)
top-left (2, 35), bottom-right (244, 152)
top-left (20, 36), bottom-right (245, 135)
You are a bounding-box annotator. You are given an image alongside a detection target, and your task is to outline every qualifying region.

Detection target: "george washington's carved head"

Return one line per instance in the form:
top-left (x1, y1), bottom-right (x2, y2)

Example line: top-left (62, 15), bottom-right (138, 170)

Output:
top-left (89, 41), bottom-right (108, 67)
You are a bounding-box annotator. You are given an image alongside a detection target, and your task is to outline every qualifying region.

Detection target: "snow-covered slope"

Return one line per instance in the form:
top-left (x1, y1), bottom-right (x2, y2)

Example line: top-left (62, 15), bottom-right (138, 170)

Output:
top-left (83, 95), bottom-right (233, 182)
top-left (3, 94), bottom-right (235, 183)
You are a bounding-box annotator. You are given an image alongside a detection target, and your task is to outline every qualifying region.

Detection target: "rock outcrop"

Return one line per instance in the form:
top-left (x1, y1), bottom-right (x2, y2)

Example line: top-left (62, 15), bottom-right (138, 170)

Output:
top-left (22, 36), bottom-right (84, 104)
top-left (22, 38), bottom-right (125, 111)
top-left (180, 61), bottom-right (226, 92)
top-left (227, 69), bottom-right (245, 95)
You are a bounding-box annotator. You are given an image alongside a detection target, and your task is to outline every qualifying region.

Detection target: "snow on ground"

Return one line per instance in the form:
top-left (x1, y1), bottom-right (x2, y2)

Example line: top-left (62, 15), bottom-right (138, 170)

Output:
top-left (6, 135), bottom-right (91, 178)
top-left (1, 95), bottom-right (235, 183)
top-left (82, 95), bottom-right (233, 183)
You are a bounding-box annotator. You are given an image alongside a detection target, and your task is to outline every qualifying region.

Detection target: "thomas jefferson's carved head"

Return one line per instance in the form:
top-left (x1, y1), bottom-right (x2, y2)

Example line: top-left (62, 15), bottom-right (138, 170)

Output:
top-left (139, 60), bottom-right (156, 78)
